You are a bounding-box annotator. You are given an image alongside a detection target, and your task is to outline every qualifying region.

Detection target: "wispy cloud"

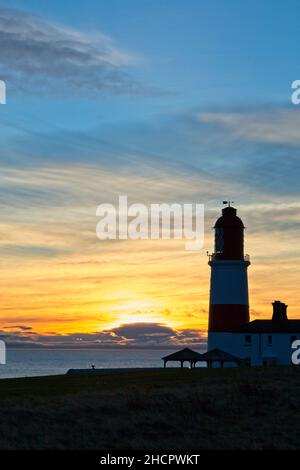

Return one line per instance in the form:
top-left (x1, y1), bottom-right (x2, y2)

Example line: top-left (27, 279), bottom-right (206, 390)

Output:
top-left (0, 6), bottom-right (147, 96)
top-left (3, 104), bottom-right (300, 198)
top-left (198, 107), bottom-right (300, 145)
top-left (2, 104), bottom-right (300, 335)
top-left (2, 325), bottom-right (32, 331)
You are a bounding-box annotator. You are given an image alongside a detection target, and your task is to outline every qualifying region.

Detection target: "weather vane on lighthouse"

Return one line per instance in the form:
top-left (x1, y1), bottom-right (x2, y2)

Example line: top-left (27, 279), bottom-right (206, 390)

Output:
top-left (222, 200), bottom-right (234, 207)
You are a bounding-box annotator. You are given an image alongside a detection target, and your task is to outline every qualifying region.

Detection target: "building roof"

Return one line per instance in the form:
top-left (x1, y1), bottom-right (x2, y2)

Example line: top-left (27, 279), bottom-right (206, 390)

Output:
top-left (162, 347), bottom-right (202, 361)
top-left (199, 348), bottom-right (242, 363)
top-left (230, 319), bottom-right (300, 333)
top-left (162, 347), bottom-right (242, 365)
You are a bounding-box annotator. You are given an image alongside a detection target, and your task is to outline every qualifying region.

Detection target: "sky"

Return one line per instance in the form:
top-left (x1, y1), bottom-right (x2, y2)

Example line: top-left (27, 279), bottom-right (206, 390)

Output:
top-left (1, 0), bottom-right (300, 349)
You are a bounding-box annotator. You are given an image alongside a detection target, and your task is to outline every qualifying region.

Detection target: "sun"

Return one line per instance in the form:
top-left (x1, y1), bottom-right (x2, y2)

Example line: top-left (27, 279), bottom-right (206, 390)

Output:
top-left (99, 292), bottom-right (176, 329)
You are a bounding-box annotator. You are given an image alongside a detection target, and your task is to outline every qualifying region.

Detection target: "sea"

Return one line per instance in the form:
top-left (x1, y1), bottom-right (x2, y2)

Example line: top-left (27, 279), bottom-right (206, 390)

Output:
top-left (0, 349), bottom-right (204, 379)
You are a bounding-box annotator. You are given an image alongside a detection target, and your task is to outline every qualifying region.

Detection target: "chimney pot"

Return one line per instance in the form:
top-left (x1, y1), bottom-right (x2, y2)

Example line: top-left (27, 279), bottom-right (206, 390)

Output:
top-left (272, 301), bottom-right (288, 321)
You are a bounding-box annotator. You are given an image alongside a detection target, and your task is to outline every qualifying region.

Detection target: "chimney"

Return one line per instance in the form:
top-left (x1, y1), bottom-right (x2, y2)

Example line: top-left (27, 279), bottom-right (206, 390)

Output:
top-left (272, 301), bottom-right (288, 321)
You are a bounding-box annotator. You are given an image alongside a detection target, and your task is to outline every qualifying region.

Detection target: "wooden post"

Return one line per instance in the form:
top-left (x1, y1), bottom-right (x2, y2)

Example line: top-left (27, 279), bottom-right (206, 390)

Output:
top-left (180, 361), bottom-right (183, 368)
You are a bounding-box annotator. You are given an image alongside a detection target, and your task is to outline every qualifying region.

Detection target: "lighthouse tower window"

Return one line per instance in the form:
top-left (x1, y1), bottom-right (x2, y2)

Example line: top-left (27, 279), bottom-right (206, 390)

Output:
top-left (268, 335), bottom-right (273, 346)
top-left (215, 227), bottom-right (224, 253)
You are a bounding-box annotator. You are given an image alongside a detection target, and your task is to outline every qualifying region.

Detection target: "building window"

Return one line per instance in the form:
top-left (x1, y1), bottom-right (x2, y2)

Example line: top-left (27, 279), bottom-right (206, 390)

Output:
top-left (268, 335), bottom-right (272, 346)
top-left (245, 335), bottom-right (251, 346)
top-left (291, 335), bottom-right (297, 345)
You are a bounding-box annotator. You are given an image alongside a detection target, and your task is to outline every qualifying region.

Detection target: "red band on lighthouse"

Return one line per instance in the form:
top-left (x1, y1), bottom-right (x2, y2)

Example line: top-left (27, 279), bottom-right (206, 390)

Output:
top-left (209, 304), bottom-right (249, 332)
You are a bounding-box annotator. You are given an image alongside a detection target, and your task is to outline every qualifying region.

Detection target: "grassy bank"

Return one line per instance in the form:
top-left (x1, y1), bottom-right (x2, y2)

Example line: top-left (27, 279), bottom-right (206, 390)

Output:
top-left (0, 366), bottom-right (299, 449)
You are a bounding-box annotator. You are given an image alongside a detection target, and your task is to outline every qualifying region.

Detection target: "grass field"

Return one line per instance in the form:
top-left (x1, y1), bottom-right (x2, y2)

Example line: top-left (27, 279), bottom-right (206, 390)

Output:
top-left (0, 366), bottom-right (299, 449)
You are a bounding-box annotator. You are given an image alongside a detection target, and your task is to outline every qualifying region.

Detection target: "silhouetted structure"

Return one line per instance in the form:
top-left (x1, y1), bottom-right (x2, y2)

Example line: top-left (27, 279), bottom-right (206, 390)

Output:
top-left (162, 347), bottom-right (202, 368)
top-left (162, 347), bottom-right (242, 368)
top-left (199, 348), bottom-right (242, 368)
top-left (206, 206), bottom-right (300, 367)
top-left (272, 301), bottom-right (288, 322)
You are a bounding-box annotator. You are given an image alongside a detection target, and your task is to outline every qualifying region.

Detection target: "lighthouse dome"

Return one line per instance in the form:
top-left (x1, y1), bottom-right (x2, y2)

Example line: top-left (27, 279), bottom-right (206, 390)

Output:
top-left (215, 206), bottom-right (244, 229)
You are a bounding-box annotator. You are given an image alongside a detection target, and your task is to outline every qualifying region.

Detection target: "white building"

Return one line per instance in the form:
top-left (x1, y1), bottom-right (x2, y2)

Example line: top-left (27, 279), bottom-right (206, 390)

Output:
top-left (207, 205), bottom-right (299, 366)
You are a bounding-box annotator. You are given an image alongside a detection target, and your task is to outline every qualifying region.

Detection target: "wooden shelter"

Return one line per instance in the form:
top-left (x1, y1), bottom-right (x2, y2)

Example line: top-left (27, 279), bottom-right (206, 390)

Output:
top-left (199, 348), bottom-right (242, 368)
top-left (162, 347), bottom-right (242, 369)
top-left (162, 347), bottom-right (202, 368)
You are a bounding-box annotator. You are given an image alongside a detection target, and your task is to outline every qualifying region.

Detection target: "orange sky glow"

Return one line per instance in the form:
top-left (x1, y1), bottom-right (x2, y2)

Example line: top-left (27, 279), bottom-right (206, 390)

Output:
top-left (1, 166), bottom-right (300, 346)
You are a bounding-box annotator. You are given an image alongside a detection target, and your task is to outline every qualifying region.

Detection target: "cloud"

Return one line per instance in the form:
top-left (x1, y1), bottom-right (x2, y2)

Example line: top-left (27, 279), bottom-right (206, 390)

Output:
top-left (2, 103), bottom-right (300, 199)
top-left (0, 322), bottom-right (207, 349)
top-left (2, 104), bottom-right (300, 330)
top-left (2, 325), bottom-right (32, 331)
top-left (0, 162), bottom-right (238, 259)
top-left (111, 322), bottom-right (176, 339)
top-left (0, 6), bottom-right (146, 96)
top-left (198, 107), bottom-right (300, 146)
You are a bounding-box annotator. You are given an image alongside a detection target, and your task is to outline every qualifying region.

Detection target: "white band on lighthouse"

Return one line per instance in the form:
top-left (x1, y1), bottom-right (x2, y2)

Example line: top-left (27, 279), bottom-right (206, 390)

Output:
top-left (209, 259), bottom-right (250, 305)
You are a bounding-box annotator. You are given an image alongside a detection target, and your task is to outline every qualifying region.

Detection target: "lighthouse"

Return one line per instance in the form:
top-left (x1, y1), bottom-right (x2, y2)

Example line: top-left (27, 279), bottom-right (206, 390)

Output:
top-left (208, 204), bottom-right (250, 351)
top-left (166, 203), bottom-right (300, 366)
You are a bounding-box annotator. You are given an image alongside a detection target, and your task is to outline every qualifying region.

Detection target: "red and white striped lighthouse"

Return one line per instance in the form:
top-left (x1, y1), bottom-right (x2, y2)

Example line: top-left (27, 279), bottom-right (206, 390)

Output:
top-left (208, 204), bottom-right (250, 349)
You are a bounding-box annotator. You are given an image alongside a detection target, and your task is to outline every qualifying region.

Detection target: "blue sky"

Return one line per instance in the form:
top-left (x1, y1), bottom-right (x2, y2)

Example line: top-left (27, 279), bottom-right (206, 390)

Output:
top-left (1, 0), bottom-right (299, 132)
top-left (1, 1), bottom-right (300, 347)
top-left (0, 0), bottom-right (299, 242)
top-left (0, 0), bottom-right (298, 183)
